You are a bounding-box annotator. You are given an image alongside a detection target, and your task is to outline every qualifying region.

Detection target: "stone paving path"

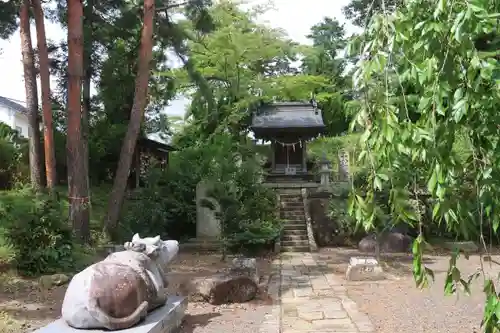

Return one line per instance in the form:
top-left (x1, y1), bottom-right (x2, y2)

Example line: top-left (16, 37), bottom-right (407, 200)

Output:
top-left (260, 252), bottom-right (375, 333)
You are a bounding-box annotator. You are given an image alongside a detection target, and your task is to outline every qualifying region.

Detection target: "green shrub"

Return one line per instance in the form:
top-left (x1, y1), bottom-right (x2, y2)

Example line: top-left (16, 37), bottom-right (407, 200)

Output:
top-left (0, 139), bottom-right (18, 189)
top-left (204, 136), bottom-right (282, 254)
top-left (122, 133), bottom-right (281, 254)
top-left (308, 134), bottom-right (361, 175)
top-left (0, 188), bottom-right (75, 276)
top-left (119, 146), bottom-right (211, 242)
top-left (0, 227), bottom-right (16, 267)
top-left (0, 122), bottom-right (29, 190)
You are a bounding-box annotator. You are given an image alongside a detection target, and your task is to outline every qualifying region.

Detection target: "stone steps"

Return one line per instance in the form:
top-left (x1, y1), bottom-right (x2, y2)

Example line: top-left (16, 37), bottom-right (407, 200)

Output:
top-left (281, 245), bottom-right (310, 252)
top-left (281, 200), bottom-right (303, 205)
top-left (282, 229), bottom-right (308, 236)
top-left (282, 234), bottom-right (308, 241)
top-left (281, 207), bottom-right (303, 211)
top-left (282, 224), bottom-right (307, 231)
top-left (281, 213), bottom-right (304, 220)
top-left (279, 193), bottom-right (310, 252)
top-left (281, 239), bottom-right (309, 247)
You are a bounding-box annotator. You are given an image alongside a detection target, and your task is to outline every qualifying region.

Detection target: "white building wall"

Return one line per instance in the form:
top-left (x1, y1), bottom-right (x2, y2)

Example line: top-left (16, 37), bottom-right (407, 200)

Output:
top-left (13, 114), bottom-right (29, 138)
top-left (0, 104), bottom-right (14, 127)
top-left (0, 104), bottom-right (30, 138)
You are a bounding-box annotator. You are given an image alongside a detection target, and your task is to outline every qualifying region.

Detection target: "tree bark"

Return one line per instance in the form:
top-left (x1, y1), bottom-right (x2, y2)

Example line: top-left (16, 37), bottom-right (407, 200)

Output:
top-left (32, 0), bottom-right (57, 190)
top-left (20, 0), bottom-right (43, 191)
top-left (104, 0), bottom-right (155, 240)
top-left (67, 0), bottom-right (90, 243)
top-left (82, 0), bottom-right (93, 212)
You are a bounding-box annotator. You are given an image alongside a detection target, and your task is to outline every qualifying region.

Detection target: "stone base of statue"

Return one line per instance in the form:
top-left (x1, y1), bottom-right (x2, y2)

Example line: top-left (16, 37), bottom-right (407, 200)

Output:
top-left (34, 296), bottom-right (187, 333)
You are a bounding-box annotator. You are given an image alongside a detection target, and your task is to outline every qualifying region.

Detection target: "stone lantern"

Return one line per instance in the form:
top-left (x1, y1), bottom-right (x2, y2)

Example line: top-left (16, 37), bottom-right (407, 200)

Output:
top-left (318, 153), bottom-right (332, 188)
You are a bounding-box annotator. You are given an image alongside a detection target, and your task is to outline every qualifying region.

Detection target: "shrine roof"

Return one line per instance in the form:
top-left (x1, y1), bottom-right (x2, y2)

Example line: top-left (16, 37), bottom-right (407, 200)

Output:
top-left (250, 102), bottom-right (326, 131)
top-left (138, 132), bottom-right (176, 152)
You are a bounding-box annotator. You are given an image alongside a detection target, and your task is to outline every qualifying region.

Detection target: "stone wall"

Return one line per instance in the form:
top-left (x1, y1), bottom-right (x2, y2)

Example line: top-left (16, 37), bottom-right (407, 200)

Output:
top-left (308, 193), bottom-right (339, 247)
top-left (307, 189), bottom-right (365, 247)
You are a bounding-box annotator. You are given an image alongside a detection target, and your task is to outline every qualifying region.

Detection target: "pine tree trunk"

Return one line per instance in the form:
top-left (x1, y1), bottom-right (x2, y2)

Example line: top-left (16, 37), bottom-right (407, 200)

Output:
top-left (67, 0), bottom-right (90, 243)
top-left (82, 0), bottom-right (93, 212)
top-left (104, 0), bottom-right (155, 240)
top-left (32, 0), bottom-right (57, 190)
top-left (20, 0), bottom-right (43, 191)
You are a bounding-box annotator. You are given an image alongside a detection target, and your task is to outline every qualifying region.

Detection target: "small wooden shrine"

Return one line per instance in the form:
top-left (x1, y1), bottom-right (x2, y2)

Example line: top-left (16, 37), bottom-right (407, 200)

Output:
top-left (250, 101), bottom-right (325, 180)
top-left (129, 133), bottom-right (176, 188)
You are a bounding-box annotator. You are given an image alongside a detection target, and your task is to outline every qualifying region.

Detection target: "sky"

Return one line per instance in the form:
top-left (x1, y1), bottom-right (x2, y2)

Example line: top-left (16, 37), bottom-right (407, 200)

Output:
top-left (0, 0), bottom-right (358, 116)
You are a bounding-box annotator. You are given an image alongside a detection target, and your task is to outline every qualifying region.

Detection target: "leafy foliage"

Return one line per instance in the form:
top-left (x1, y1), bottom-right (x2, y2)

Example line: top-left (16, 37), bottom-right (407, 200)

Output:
top-left (347, 0), bottom-right (500, 330)
top-left (0, 1), bottom-right (18, 40)
top-left (0, 188), bottom-right (75, 276)
top-left (202, 134), bottom-right (280, 255)
top-left (300, 17), bottom-right (352, 135)
top-left (122, 132), bottom-right (280, 255)
top-left (170, 1), bottom-right (329, 141)
top-left (343, 0), bottom-right (402, 27)
top-left (0, 122), bottom-right (29, 190)
top-left (120, 145), bottom-right (215, 241)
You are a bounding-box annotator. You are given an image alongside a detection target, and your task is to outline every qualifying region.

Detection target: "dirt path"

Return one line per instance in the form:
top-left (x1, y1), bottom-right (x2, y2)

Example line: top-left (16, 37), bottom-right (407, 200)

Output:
top-left (317, 248), bottom-right (499, 333)
top-left (0, 253), bottom-right (276, 333)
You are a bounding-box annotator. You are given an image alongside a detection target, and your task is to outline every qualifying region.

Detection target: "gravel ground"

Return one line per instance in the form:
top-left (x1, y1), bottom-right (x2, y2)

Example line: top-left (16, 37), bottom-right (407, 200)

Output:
top-left (318, 248), bottom-right (499, 333)
top-left (169, 253), bottom-right (277, 333)
top-left (181, 302), bottom-right (274, 333)
top-left (0, 252), bottom-right (276, 333)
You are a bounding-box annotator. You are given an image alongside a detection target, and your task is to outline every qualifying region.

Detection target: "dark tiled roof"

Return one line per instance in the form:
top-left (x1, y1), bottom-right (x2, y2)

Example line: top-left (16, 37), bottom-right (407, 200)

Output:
top-left (138, 132), bottom-right (176, 151)
top-left (0, 96), bottom-right (27, 115)
top-left (251, 102), bottom-right (325, 129)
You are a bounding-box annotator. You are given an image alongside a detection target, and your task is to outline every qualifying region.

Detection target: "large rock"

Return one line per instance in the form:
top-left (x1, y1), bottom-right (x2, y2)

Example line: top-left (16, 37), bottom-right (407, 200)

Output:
top-left (181, 257), bottom-right (259, 305)
top-left (358, 232), bottom-right (412, 253)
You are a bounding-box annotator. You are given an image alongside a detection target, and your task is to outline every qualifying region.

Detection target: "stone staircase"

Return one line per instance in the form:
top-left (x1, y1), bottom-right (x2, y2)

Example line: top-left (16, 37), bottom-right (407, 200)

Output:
top-left (279, 193), bottom-right (310, 252)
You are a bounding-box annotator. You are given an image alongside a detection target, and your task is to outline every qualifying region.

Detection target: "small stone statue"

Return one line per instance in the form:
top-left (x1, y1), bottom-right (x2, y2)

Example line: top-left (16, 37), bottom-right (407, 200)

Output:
top-left (61, 234), bottom-right (179, 330)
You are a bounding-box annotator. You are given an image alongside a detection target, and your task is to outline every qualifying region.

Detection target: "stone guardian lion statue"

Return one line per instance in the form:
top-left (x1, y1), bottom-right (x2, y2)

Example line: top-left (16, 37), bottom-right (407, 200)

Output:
top-left (61, 234), bottom-right (179, 330)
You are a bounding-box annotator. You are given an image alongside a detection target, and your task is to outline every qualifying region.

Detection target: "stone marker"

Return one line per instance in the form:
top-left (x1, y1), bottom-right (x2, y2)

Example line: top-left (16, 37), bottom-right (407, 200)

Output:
top-left (232, 257), bottom-right (259, 283)
top-left (34, 296), bottom-right (187, 333)
top-left (196, 181), bottom-right (221, 238)
top-left (345, 257), bottom-right (385, 281)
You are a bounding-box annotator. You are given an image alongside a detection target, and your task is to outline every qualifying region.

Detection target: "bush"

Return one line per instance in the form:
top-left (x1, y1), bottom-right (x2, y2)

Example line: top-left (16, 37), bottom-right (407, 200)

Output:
top-left (119, 145), bottom-right (212, 242)
top-left (308, 134), bottom-right (361, 175)
top-left (0, 122), bottom-right (29, 189)
top-left (204, 136), bottom-right (282, 254)
top-left (121, 133), bottom-right (282, 255)
top-left (0, 188), bottom-right (76, 276)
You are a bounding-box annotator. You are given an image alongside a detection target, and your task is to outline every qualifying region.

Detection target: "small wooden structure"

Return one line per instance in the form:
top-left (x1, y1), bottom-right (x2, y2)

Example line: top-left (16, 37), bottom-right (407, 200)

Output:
top-left (250, 101), bottom-right (325, 180)
top-left (129, 133), bottom-right (176, 189)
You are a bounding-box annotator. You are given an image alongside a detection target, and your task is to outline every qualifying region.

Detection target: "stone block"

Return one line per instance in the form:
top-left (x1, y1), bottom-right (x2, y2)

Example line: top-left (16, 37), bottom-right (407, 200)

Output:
top-left (322, 309), bottom-right (348, 319)
top-left (312, 318), bottom-right (356, 331)
top-left (298, 311), bottom-right (324, 321)
top-left (441, 241), bottom-right (479, 253)
top-left (34, 296), bottom-right (187, 333)
top-left (231, 257), bottom-right (259, 285)
top-left (345, 257), bottom-right (385, 281)
top-left (293, 287), bottom-right (313, 297)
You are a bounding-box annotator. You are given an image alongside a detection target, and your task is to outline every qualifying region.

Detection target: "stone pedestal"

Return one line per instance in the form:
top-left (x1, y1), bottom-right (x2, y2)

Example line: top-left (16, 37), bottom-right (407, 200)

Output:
top-left (345, 257), bottom-right (384, 281)
top-left (34, 296), bottom-right (188, 333)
